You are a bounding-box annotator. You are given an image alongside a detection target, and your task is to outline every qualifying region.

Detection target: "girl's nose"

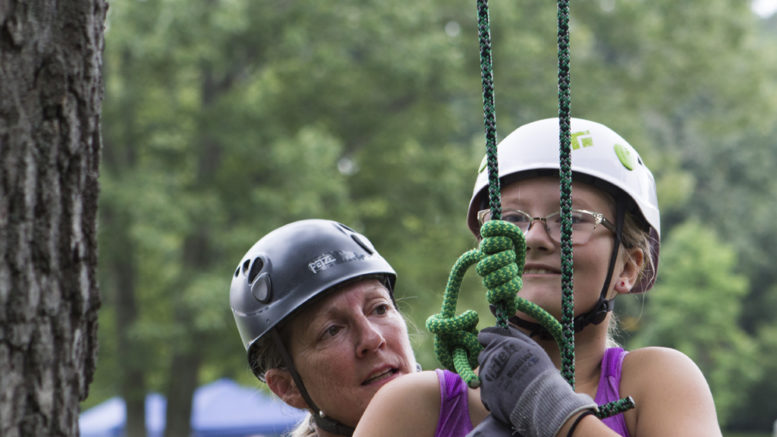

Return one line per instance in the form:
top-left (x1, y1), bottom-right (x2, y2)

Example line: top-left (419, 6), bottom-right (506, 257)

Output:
top-left (524, 220), bottom-right (555, 251)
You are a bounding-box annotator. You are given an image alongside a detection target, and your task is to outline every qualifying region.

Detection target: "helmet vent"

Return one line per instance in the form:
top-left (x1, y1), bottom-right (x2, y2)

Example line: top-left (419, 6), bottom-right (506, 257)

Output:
top-left (336, 223), bottom-right (355, 233)
top-left (242, 259), bottom-right (251, 275)
top-left (351, 234), bottom-right (374, 255)
top-left (234, 266), bottom-right (240, 277)
top-left (248, 257), bottom-right (264, 283)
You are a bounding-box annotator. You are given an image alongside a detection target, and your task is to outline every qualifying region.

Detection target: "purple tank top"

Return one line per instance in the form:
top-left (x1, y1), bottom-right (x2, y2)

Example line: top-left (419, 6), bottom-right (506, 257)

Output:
top-left (594, 347), bottom-right (631, 437)
top-left (434, 369), bottom-right (473, 437)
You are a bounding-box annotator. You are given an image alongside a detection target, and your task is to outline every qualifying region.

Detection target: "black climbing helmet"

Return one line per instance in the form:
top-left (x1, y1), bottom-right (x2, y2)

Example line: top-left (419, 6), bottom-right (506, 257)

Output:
top-left (230, 219), bottom-right (397, 353)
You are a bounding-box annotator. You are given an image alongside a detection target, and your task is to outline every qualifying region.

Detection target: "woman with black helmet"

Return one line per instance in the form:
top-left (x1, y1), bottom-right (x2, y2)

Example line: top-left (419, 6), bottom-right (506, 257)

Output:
top-left (229, 219), bottom-right (419, 437)
top-left (355, 118), bottom-right (721, 437)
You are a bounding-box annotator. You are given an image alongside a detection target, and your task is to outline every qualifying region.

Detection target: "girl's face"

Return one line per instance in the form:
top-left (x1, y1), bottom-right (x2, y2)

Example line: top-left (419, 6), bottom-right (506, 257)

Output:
top-left (499, 176), bottom-right (632, 320)
top-left (276, 279), bottom-right (416, 427)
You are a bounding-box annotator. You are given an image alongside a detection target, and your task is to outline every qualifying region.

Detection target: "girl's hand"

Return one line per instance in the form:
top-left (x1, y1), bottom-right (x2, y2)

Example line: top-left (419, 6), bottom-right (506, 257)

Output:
top-left (476, 326), bottom-right (596, 437)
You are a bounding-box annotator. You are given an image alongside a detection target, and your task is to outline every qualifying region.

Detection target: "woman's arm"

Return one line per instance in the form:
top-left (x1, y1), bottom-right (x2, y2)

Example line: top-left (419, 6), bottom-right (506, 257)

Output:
top-left (622, 347), bottom-right (722, 437)
top-left (353, 371), bottom-right (442, 437)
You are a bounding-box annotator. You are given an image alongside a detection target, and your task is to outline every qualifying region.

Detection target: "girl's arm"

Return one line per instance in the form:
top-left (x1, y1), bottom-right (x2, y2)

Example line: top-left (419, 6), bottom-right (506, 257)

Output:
top-left (353, 371), bottom-right (442, 437)
top-left (622, 347), bottom-right (722, 437)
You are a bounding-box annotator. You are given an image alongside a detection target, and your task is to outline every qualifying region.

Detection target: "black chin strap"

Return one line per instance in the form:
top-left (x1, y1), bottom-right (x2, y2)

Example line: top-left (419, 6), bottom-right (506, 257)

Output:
top-left (270, 330), bottom-right (355, 436)
top-left (510, 200), bottom-right (626, 339)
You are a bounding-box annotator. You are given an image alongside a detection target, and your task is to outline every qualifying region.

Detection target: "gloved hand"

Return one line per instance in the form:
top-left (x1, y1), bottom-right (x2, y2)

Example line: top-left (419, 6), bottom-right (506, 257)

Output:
top-left (466, 415), bottom-right (521, 437)
top-left (477, 326), bottom-right (597, 437)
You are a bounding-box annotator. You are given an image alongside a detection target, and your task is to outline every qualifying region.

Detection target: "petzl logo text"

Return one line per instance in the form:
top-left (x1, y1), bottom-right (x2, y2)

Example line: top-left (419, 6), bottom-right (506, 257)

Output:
top-left (308, 254), bottom-right (337, 273)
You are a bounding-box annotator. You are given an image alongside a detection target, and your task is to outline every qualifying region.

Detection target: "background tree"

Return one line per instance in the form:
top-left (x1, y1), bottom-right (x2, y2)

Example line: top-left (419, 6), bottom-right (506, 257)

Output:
top-left (628, 221), bottom-right (759, 425)
top-left (0, 0), bottom-right (107, 436)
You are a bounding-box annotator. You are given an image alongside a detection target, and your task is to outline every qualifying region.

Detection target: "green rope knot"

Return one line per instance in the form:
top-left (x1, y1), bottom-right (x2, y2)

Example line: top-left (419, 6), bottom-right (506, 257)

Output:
top-left (477, 220), bottom-right (564, 344)
top-left (426, 310), bottom-right (481, 381)
top-left (476, 220), bottom-right (525, 325)
top-left (425, 249), bottom-right (485, 387)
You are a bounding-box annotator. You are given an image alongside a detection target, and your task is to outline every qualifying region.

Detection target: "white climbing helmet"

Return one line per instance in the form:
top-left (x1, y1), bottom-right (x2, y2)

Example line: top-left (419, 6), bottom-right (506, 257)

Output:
top-left (466, 117), bottom-right (660, 293)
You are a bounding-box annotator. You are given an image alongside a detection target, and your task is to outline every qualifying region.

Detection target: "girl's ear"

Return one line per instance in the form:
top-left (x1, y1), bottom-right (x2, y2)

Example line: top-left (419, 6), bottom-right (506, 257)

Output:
top-left (266, 368), bottom-right (307, 410)
top-left (614, 247), bottom-right (645, 294)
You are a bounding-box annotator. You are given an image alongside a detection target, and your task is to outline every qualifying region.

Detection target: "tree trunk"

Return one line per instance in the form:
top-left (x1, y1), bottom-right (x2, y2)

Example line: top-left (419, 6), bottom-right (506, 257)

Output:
top-left (163, 342), bottom-right (201, 437)
top-left (109, 204), bottom-right (147, 437)
top-left (0, 1), bottom-right (106, 436)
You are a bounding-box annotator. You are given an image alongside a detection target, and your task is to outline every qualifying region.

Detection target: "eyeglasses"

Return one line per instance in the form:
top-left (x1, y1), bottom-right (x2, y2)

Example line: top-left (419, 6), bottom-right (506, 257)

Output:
top-left (476, 208), bottom-right (616, 245)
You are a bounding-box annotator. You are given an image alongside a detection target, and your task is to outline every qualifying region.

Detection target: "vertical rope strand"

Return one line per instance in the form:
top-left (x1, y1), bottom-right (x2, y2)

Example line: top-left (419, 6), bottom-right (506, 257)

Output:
top-left (556, 0), bottom-right (576, 389)
top-left (476, 0), bottom-right (511, 328)
top-left (476, 0), bottom-right (500, 223)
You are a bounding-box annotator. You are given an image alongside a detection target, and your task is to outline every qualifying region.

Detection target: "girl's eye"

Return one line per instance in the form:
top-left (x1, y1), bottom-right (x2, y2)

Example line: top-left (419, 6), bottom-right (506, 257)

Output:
top-left (503, 212), bottom-right (530, 224)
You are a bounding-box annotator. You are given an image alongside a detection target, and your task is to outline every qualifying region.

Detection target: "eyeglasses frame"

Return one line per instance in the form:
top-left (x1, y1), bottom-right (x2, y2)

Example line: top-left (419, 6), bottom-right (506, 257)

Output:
top-left (476, 208), bottom-right (616, 244)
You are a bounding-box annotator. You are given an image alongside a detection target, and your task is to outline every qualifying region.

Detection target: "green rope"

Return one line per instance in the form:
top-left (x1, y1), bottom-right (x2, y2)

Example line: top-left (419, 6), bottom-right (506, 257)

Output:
top-left (555, 0), bottom-right (635, 417)
top-left (556, 0), bottom-right (576, 390)
top-left (426, 249), bottom-right (483, 386)
top-left (426, 221), bottom-right (562, 388)
top-left (477, 0), bottom-right (500, 226)
top-left (556, 0), bottom-right (634, 418)
top-left (596, 396), bottom-right (636, 419)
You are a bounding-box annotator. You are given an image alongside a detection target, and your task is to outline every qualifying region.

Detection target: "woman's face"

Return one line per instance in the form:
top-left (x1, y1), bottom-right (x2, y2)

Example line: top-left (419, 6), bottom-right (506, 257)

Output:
top-left (283, 279), bottom-right (416, 427)
top-left (500, 176), bottom-right (626, 320)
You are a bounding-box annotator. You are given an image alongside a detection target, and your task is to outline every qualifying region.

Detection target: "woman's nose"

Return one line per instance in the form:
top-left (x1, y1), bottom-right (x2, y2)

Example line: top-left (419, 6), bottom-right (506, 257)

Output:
top-left (355, 319), bottom-right (385, 357)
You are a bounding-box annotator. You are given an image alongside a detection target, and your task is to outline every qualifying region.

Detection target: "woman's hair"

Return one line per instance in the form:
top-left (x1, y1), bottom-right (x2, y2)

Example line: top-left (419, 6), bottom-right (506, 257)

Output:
top-left (247, 331), bottom-right (285, 382)
top-left (287, 415), bottom-right (317, 437)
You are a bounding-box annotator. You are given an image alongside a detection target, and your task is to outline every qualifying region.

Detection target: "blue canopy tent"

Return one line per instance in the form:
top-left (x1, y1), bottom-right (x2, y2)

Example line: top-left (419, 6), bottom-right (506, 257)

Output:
top-left (79, 378), bottom-right (307, 437)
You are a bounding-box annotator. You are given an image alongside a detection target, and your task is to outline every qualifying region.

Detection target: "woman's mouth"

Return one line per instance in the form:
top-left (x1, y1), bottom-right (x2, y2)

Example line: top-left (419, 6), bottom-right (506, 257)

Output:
top-left (362, 368), bottom-right (398, 385)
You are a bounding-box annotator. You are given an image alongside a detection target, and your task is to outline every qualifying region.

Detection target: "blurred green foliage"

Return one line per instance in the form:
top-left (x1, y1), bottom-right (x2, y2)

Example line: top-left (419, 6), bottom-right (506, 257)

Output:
top-left (89, 0), bottom-right (777, 432)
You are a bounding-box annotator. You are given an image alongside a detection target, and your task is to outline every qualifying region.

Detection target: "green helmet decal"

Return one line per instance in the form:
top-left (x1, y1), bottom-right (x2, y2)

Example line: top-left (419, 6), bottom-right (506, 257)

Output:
top-left (614, 143), bottom-right (637, 171)
top-left (571, 130), bottom-right (594, 149)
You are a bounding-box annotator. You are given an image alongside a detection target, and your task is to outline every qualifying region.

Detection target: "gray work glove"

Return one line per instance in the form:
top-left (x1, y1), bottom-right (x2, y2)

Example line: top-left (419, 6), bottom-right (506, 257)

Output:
top-left (467, 415), bottom-right (521, 437)
top-left (476, 326), bottom-right (597, 437)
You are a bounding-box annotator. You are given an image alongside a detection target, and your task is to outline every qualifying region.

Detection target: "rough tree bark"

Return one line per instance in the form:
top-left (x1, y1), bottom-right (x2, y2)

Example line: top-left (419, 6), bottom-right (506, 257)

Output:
top-left (0, 1), bottom-right (106, 436)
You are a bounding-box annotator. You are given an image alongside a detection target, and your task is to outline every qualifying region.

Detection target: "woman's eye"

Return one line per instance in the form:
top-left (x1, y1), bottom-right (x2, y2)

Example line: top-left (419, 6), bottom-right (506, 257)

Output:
top-left (374, 304), bottom-right (390, 315)
top-left (324, 326), bottom-right (341, 337)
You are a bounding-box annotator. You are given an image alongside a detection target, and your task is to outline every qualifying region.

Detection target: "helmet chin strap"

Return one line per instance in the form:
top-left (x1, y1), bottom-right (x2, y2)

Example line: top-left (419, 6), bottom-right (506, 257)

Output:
top-left (509, 200), bottom-right (625, 339)
top-left (270, 330), bottom-right (355, 436)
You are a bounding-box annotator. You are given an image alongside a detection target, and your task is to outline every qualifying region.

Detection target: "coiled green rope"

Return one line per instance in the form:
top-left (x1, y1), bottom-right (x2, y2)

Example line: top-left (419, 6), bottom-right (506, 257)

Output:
top-left (426, 221), bottom-right (562, 387)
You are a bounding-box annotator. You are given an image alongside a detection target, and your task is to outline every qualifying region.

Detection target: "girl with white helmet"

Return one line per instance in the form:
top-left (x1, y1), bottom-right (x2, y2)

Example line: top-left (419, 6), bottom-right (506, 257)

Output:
top-left (465, 118), bottom-right (721, 436)
top-left (353, 118), bottom-right (721, 437)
